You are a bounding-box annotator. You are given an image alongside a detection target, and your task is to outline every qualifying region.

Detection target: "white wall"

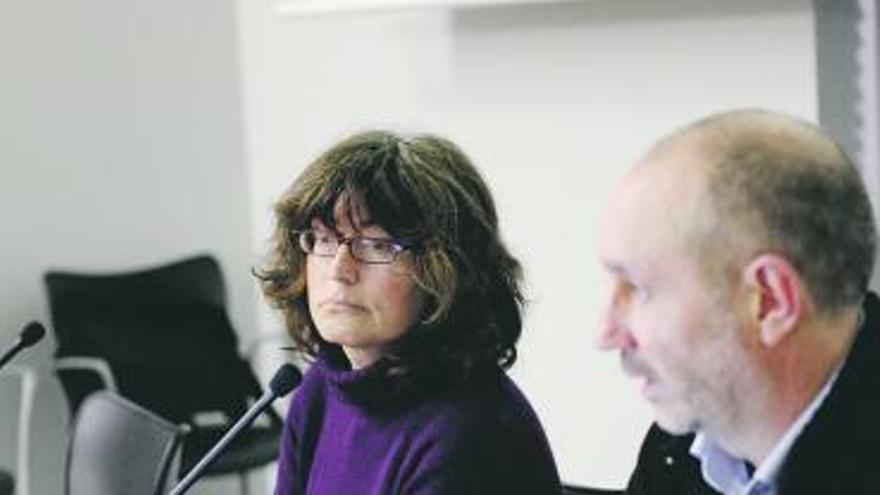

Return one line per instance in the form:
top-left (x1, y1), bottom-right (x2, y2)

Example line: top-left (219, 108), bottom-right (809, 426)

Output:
top-left (240, 0), bottom-right (818, 488)
top-left (0, 1), bottom-right (256, 494)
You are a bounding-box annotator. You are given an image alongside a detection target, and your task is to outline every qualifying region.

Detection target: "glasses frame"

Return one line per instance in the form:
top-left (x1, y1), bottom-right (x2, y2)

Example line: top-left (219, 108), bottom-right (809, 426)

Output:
top-left (292, 229), bottom-right (411, 265)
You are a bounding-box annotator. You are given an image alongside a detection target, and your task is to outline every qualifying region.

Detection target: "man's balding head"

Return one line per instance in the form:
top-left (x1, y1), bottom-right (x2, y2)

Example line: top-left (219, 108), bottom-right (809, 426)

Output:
top-left (644, 109), bottom-right (876, 316)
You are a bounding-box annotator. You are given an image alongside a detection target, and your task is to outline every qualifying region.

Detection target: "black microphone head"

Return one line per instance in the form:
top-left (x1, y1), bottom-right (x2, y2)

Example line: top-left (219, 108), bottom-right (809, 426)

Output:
top-left (20, 321), bottom-right (46, 347)
top-left (269, 363), bottom-right (302, 397)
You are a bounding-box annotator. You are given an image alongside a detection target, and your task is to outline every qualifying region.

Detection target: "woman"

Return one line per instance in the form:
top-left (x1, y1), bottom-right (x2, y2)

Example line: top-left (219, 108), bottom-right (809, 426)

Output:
top-left (260, 130), bottom-right (560, 494)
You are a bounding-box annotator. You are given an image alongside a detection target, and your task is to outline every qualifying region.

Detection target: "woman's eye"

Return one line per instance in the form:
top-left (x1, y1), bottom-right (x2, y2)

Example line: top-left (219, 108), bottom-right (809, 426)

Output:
top-left (313, 233), bottom-right (337, 246)
top-left (363, 239), bottom-right (395, 254)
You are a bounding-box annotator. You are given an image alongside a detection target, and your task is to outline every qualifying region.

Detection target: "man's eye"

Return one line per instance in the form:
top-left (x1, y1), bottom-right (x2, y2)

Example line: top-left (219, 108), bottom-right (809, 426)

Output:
top-left (632, 284), bottom-right (651, 301)
top-left (619, 280), bottom-right (649, 302)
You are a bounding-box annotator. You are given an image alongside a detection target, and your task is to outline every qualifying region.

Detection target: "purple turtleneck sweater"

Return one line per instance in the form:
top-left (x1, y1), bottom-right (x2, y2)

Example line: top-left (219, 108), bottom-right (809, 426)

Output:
top-left (273, 353), bottom-right (561, 495)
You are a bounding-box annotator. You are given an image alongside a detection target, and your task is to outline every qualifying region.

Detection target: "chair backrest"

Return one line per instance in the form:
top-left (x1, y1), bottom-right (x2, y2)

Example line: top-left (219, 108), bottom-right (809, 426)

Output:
top-left (66, 391), bottom-right (186, 495)
top-left (44, 254), bottom-right (262, 423)
top-left (0, 471), bottom-right (12, 495)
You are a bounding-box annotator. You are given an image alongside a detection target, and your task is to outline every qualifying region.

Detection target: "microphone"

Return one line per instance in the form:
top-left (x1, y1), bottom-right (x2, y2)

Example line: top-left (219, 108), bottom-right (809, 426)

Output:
top-left (0, 321), bottom-right (46, 371)
top-left (168, 363), bottom-right (302, 495)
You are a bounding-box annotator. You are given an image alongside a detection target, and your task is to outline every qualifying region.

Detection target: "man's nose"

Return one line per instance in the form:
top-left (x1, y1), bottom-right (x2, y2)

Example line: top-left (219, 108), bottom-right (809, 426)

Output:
top-left (596, 301), bottom-right (636, 351)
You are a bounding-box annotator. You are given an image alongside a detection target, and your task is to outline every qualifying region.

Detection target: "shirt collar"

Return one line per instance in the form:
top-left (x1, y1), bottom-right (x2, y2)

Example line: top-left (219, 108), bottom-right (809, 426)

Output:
top-left (689, 364), bottom-right (841, 494)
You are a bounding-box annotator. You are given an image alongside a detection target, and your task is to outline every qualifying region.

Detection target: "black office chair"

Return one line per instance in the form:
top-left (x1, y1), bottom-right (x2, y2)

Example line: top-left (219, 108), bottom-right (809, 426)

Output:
top-left (45, 254), bottom-right (286, 495)
top-left (66, 391), bottom-right (186, 495)
top-left (561, 484), bottom-right (624, 495)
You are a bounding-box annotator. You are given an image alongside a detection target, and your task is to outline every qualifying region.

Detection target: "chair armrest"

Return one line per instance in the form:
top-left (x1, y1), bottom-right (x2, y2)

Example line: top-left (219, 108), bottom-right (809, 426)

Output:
top-left (0, 365), bottom-right (39, 495)
top-left (54, 356), bottom-right (118, 392)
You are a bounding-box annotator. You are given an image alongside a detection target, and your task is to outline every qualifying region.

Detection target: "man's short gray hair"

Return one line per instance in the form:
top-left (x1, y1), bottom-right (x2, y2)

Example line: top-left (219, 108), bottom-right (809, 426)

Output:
top-left (661, 109), bottom-right (876, 315)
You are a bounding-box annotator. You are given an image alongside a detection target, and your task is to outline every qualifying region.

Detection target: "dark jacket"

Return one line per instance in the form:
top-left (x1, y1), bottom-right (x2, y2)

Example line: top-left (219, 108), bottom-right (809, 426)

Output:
top-left (626, 292), bottom-right (880, 495)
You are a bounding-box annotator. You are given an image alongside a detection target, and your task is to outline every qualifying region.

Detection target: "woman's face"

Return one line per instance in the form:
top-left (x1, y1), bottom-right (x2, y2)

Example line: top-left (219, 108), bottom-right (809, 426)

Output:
top-left (305, 198), bottom-right (425, 369)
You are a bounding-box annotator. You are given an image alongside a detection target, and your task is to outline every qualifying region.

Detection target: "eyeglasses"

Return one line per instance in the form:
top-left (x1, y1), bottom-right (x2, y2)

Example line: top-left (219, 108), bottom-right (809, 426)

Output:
top-left (293, 229), bottom-right (410, 264)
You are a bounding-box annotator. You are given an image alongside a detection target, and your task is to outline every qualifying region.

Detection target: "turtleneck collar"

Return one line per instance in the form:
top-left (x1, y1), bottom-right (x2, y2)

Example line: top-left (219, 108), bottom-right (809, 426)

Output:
top-left (315, 348), bottom-right (388, 390)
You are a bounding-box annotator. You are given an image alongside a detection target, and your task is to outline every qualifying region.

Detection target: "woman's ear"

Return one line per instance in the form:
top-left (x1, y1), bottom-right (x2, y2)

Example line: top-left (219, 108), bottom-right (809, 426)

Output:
top-left (743, 254), bottom-right (804, 347)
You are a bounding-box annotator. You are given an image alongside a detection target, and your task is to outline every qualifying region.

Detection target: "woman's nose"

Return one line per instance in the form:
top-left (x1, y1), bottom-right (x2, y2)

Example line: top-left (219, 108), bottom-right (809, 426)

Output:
top-left (329, 244), bottom-right (359, 283)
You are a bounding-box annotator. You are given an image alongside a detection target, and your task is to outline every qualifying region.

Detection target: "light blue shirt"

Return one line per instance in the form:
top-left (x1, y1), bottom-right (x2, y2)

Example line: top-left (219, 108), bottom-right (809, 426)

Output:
top-left (689, 368), bottom-right (840, 495)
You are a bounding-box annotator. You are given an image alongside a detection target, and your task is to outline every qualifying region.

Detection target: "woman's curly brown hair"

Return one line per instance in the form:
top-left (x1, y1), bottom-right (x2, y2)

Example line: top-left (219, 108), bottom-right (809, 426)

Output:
top-left (257, 130), bottom-right (524, 399)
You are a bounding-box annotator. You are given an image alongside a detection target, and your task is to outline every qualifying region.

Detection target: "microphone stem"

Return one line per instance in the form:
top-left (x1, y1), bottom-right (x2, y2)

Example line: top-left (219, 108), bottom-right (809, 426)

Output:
top-left (0, 342), bottom-right (23, 372)
top-left (169, 389), bottom-right (277, 495)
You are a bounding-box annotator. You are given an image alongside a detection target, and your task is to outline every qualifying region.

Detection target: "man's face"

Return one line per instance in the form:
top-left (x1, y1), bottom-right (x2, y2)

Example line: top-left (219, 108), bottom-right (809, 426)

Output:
top-left (597, 152), bottom-right (752, 436)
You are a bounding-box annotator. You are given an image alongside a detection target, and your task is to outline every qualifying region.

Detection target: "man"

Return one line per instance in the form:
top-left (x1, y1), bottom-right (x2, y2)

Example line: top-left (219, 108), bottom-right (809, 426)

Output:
top-left (597, 109), bottom-right (880, 494)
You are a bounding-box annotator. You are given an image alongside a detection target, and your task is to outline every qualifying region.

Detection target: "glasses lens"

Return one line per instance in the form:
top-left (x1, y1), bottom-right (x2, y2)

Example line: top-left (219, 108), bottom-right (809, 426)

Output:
top-left (352, 237), bottom-right (400, 263)
top-left (309, 230), bottom-right (341, 256)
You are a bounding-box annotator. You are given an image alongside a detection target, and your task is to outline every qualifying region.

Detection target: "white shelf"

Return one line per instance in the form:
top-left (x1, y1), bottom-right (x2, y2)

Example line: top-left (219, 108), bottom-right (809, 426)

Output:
top-left (275, 0), bottom-right (567, 18)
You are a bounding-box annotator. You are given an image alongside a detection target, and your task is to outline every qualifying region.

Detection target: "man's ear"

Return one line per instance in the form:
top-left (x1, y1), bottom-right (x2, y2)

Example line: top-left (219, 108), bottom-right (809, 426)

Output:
top-left (743, 254), bottom-right (804, 347)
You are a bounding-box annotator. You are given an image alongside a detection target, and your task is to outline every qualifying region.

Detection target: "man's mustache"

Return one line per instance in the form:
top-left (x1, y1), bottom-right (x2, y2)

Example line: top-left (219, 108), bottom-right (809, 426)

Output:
top-left (620, 350), bottom-right (654, 380)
